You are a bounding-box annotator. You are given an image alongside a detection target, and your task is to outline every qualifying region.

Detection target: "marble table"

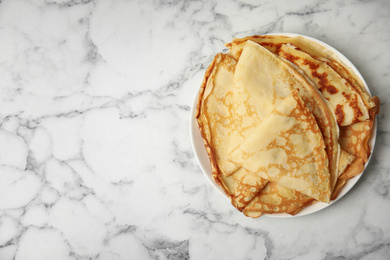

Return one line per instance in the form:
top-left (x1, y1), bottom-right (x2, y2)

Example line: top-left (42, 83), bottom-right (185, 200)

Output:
top-left (0, 0), bottom-right (389, 259)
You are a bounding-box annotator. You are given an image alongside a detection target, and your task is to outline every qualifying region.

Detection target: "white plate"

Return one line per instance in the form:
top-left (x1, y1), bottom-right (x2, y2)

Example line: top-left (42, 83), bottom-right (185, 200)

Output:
top-left (190, 33), bottom-right (377, 218)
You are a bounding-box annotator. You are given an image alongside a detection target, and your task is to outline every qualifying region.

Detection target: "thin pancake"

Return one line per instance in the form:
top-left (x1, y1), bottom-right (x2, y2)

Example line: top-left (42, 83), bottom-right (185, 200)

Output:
top-left (316, 57), bottom-right (375, 110)
top-left (196, 53), bottom-right (240, 177)
top-left (339, 122), bottom-right (373, 164)
top-left (243, 182), bottom-right (315, 218)
top-left (230, 91), bottom-right (331, 203)
top-left (228, 41), bottom-right (340, 193)
top-left (331, 158), bottom-right (365, 200)
top-left (278, 44), bottom-right (370, 126)
top-left (227, 40), bottom-right (293, 155)
top-left (339, 96), bottom-right (380, 163)
top-left (335, 85), bottom-right (379, 196)
top-left (196, 53), bottom-right (268, 210)
top-left (241, 149), bottom-right (353, 217)
top-left (219, 168), bottom-right (268, 211)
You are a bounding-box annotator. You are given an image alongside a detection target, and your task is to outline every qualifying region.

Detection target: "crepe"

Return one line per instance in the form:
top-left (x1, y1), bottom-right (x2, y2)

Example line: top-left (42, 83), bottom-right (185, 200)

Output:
top-left (230, 91), bottom-right (331, 203)
top-left (243, 148), bottom-right (355, 217)
top-left (243, 182), bottom-right (315, 217)
top-left (227, 40), bottom-right (294, 155)
top-left (228, 41), bottom-right (340, 192)
top-left (277, 44), bottom-right (370, 126)
top-left (240, 149), bottom-right (357, 216)
top-left (195, 49), bottom-right (326, 213)
top-left (219, 168), bottom-right (268, 211)
top-left (331, 103), bottom-right (379, 199)
top-left (196, 52), bottom-right (270, 210)
top-left (315, 57), bottom-right (375, 111)
top-left (331, 158), bottom-right (365, 200)
top-left (339, 122), bottom-right (373, 163)
top-left (196, 53), bottom-right (240, 177)
top-left (339, 96), bottom-right (380, 163)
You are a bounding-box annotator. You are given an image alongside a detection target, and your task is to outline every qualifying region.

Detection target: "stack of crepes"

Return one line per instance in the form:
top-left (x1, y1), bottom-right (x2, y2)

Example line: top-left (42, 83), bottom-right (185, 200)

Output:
top-left (196, 35), bottom-right (380, 217)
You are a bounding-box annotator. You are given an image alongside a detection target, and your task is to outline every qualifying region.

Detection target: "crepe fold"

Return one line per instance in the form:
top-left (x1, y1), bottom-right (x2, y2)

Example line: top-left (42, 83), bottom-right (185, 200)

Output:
top-left (243, 182), bottom-right (315, 217)
top-left (277, 44), bottom-right (369, 126)
top-left (196, 53), bottom-right (269, 210)
top-left (333, 96), bottom-right (380, 197)
top-left (228, 41), bottom-right (340, 193)
top-left (229, 91), bottom-right (331, 203)
top-left (196, 53), bottom-right (240, 177)
top-left (196, 50), bottom-right (329, 213)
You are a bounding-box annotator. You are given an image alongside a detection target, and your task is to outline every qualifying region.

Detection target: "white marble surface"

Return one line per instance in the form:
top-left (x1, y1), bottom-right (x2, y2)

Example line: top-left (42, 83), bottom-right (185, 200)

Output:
top-left (0, 0), bottom-right (389, 259)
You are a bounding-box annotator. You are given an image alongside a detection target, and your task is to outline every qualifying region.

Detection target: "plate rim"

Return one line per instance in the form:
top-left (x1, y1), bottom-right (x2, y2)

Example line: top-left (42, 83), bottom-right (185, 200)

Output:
top-left (189, 32), bottom-right (377, 218)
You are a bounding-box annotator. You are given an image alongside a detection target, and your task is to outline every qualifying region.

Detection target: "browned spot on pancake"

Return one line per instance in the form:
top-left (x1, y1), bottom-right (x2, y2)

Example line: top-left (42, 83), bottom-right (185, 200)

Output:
top-left (302, 59), bottom-right (341, 95)
top-left (340, 90), bottom-right (364, 124)
top-left (335, 104), bottom-right (345, 125)
top-left (311, 71), bottom-right (328, 90)
top-left (279, 49), bottom-right (300, 62)
top-left (342, 92), bottom-right (351, 100)
top-left (326, 85), bottom-right (338, 94)
top-left (349, 95), bottom-right (364, 124)
top-left (303, 59), bottom-right (330, 91)
top-left (260, 42), bottom-right (283, 53)
top-left (302, 59), bottom-right (320, 70)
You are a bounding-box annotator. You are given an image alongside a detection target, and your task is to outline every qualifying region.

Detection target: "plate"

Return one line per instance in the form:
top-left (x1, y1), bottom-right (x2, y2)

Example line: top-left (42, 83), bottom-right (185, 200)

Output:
top-left (189, 33), bottom-right (377, 218)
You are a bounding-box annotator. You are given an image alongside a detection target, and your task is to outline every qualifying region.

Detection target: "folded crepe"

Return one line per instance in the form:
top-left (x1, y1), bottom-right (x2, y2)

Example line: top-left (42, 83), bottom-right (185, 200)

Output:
top-left (196, 53), bottom-right (240, 177)
top-left (315, 57), bottom-right (375, 111)
top-left (196, 49), bottom-right (330, 213)
top-left (196, 53), bottom-right (269, 210)
top-left (339, 96), bottom-right (380, 163)
top-left (339, 122), bottom-right (373, 164)
top-left (331, 98), bottom-right (379, 199)
top-left (243, 182), bottom-right (315, 217)
top-left (230, 91), bottom-right (331, 203)
top-left (196, 52), bottom-right (316, 213)
top-left (277, 44), bottom-right (370, 126)
top-left (227, 40), bottom-right (294, 156)
top-left (220, 168), bottom-right (268, 211)
top-left (229, 41), bottom-right (340, 192)
top-left (331, 158), bottom-right (365, 200)
top-left (331, 120), bottom-right (373, 199)
top-left (242, 148), bottom-right (355, 217)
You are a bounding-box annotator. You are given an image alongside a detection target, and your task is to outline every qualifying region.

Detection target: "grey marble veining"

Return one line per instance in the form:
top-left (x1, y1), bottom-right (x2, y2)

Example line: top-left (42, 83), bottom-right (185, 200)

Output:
top-left (0, 0), bottom-right (389, 259)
